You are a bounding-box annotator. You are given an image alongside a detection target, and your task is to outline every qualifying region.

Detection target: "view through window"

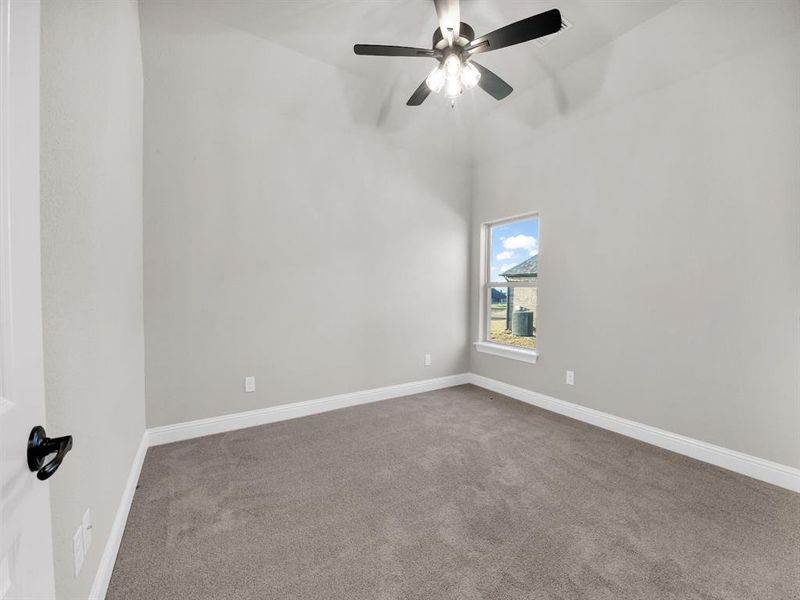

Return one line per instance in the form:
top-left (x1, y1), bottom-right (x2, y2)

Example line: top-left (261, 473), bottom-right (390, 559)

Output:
top-left (486, 215), bottom-right (539, 351)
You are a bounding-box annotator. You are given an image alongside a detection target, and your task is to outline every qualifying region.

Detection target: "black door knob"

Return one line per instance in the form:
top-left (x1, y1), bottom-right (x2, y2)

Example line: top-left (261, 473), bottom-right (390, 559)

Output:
top-left (27, 426), bottom-right (73, 481)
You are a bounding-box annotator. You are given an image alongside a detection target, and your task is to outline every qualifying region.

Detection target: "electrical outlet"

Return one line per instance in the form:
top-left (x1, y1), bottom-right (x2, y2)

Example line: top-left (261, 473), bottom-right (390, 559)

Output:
top-left (565, 370), bottom-right (575, 385)
top-left (424, 353), bottom-right (432, 367)
top-left (81, 509), bottom-right (93, 553)
top-left (72, 526), bottom-right (84, 576)
top-left (244, 376), bottom-right (255, 393)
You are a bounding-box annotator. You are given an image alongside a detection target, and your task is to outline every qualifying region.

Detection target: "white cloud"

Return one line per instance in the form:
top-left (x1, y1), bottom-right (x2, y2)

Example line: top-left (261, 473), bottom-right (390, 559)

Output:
top-left (502, 235), bottom-right (538, 256)
top-left (495, 250), bottom-right (517, 260)
top-left (498, 263), bottom-right (516, 274)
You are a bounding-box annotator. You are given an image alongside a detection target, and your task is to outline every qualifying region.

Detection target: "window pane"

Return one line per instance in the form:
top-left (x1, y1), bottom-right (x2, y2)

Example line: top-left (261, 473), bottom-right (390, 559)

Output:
top-left (489, 216), bottom-right (539, 283)
top-left (489, 287), bottom-right (537, 350)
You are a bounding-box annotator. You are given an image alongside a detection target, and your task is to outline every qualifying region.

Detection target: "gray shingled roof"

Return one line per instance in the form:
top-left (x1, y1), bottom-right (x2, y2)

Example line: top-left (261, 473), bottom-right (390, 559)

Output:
top-left (500, 255), bottom-right (538, 279)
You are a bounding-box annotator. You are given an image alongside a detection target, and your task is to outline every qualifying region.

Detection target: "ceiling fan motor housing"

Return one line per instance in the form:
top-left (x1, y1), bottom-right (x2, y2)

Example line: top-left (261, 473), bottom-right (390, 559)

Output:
top-left (432, 22), bottom-right (475, 50)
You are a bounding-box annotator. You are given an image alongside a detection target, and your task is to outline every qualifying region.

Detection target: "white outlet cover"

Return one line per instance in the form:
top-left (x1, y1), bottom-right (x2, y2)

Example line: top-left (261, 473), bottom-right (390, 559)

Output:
top-left (72, 527), bottom-right (84, 576)
top-left (424, 354), bottom-right (431, 366)
top-left (244, 376), bottom-right (255, 393)
top-left (566, 370), bottom-right (575, 385)
top-left (81, 509), bottom-right (92, 553)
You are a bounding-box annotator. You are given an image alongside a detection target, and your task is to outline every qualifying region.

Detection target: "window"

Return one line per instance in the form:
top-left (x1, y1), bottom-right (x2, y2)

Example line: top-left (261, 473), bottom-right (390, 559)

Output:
top-left (476, 214), bottom-right (539, 363)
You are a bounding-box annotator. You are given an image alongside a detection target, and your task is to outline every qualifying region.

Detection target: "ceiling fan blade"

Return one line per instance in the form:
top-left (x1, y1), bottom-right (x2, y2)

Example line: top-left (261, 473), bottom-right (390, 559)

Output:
top-left (354, 44), bottom-right (436, 58)
top-left (470, 61), bottom-right (513, 100)
top-left (433, 0), bottom-right (460, 41)
top-left (467, 9), bottom-right (562, 55)
top-left (406, 80), bottom-right (432, 106)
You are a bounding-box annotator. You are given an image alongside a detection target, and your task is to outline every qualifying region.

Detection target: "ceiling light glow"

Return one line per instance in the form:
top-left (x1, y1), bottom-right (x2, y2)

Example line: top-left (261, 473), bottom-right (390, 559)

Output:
top-left (425, 66), bottom-right (445, 93)
top-left (444, 77), bottom-right (462, 99)
top-left (443, 54), bottom-right (461, 78)
top-left (427, 54), bottom-right (471, 101)
top-left (460, 62), bottom-right (480, 90)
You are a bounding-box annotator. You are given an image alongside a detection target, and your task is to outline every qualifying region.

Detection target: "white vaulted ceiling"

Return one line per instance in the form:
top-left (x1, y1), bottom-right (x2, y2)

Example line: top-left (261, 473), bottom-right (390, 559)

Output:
top-left (159, 0), bottom-right (679, 111)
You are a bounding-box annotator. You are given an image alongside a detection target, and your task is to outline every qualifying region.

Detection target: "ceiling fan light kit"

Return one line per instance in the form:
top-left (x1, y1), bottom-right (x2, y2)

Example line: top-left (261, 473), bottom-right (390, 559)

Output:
top-left (427, 41), bottom-right (482, 103)
top-left (353, 1), bottom-right (563, 107)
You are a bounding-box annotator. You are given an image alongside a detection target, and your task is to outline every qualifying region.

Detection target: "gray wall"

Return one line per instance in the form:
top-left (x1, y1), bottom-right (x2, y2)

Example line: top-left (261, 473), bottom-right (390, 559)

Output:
top-left (36, 12), bottom-right (799, 599)
top-left (40, 1), bottom-right (146, 598)
top-left (469, 2), bottom-right (800, 468)
top-left (140, 3), bottom-right (471, 427)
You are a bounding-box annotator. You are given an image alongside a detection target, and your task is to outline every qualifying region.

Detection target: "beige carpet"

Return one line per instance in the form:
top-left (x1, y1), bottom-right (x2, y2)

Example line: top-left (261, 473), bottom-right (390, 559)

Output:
top-left (108, 384), bottom-right (799, 599)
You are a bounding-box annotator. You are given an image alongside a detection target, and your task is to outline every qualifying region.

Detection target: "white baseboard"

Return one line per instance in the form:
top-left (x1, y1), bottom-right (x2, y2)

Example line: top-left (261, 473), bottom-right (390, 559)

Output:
top-left (87, 372), bottom-right (796, 600)
top-left (147, 373), bottom-right (471, 446)
top-left (89, 430), bottom-right (149, 600)
top-left (147, 371), bottom-right (799, 491)
top-left (85, 374), bottom-right (470, 599)
top-left (467, 373), bottom-right (800, 493)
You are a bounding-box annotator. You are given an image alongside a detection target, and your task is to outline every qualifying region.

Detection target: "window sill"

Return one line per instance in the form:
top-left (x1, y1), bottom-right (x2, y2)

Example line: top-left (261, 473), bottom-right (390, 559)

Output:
top-left (473, 342), bottom-right (538, 364)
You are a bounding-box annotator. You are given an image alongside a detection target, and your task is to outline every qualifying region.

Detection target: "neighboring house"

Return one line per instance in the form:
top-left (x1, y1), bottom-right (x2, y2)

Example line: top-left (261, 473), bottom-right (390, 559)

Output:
top-left (500, 255), bottom-right (538, 332)
top-left (490, 287), bottom-right (508, 303)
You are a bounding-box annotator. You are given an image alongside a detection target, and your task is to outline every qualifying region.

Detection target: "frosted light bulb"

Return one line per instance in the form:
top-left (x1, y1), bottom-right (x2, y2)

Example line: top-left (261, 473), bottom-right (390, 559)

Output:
top-left (444, 77), bottom-right (461, 99)
top-left (443, 54), bottom-right (461, 78)
top-left (460, 62), bottom-right (481, 90)
top-left (425, 67), bottom-right (445, 93)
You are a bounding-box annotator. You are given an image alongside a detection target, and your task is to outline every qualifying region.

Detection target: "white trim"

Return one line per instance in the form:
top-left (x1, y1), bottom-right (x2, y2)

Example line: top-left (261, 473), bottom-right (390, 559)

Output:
top-left (486, 281), bottom-right (538, 289)
top-left (478, 212), bottom-right (541, 348)
top-left (87, 374), bottom-right (470, 598)
top-left (0, 0), bottom-right (10, 408)
top-left (148, 374), bottom-right (471, 446)
top-left (483, 210), bottom-right (540, 228)
top-left (89, 431), bottom-right (148, 600)
top-left (87, 372), bottom-right (798, 600)
top-left (148, 372), bottom-right (800, 491)
top-left (467, 373), bottom-right (800, 493)
top-left (474, 342), bottom-right (538, 364)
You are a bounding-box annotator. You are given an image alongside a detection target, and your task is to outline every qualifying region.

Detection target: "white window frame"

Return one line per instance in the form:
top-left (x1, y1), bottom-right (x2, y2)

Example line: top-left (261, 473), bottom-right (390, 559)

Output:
top-left (474, 212), bottom-right (539, 364)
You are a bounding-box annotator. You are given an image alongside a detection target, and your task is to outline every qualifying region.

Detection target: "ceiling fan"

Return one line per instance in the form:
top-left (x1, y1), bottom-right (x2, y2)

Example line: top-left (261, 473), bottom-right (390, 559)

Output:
top-left (353, 0), bottom-right (562, 106)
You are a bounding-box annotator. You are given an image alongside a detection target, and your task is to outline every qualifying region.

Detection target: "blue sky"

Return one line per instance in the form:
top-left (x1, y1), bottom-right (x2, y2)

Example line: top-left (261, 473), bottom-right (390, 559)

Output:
top-left (490, 217), bottom-right (539, 282)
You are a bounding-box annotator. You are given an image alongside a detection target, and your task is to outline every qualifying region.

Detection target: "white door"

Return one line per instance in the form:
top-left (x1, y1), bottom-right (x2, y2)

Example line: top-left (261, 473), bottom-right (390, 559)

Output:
top-left (0, 1), bottom-right (57, 599)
